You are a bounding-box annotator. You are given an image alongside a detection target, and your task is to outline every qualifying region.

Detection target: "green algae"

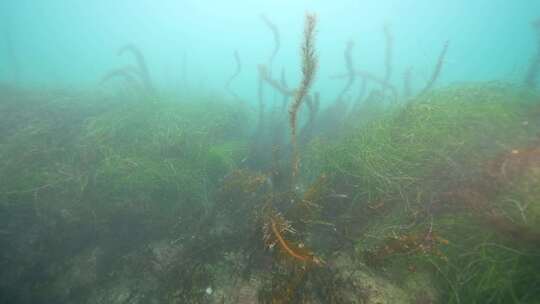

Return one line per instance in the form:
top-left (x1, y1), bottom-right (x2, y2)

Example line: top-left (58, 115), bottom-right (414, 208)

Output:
top-left (302, 83), bottom-right (540, 303)
top-left (1, 82), bottom-right (539, 303)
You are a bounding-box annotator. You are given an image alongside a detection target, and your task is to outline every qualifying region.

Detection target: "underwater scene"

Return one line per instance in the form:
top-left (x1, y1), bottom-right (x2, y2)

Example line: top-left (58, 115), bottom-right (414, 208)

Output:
top-left (1, 1), bottom-right (540, 303)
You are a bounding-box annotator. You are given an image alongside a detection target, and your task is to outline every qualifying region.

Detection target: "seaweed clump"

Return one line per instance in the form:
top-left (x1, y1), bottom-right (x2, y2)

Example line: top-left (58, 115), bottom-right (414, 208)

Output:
top-left (304, 82), bottom-right (540, 303)
top-left (263, 211), bottom-right (323, 266)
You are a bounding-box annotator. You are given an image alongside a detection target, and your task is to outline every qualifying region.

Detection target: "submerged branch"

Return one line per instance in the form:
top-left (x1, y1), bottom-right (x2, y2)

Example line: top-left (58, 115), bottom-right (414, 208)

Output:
top-left (280, 68), bottom-right (290, 110)
top-left (421, 41), bottom-right (449, 94)
top-left (258, 65), bottom-right (295, 97)
top-left (525, 18), bottom-right (540, 88)
top-left (225, 50), bottom-right (242, 100)
top-left (118, 44), bottom-right (155, 95)
top-left (289, 13), bottom-right (318, 180)
top-left (356, 70), bottom-right (398, 98)
top-left (333, 70), bottom-right (398, 100)
top-left (383, 24), bottom-right (393, 85)
top-left (100, 66), bottom-right (145, 95)
top-left (403, 67), bottom-right (413, 98)
top-left (260, 14), bottom-right (281, 70)
top-left (335, 40), bottom-right (356, 103)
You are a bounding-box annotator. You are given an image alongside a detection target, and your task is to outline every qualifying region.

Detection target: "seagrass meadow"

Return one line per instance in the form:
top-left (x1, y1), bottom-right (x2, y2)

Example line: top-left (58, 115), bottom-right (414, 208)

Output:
top-left (1, 1), bottom-right (540, 303)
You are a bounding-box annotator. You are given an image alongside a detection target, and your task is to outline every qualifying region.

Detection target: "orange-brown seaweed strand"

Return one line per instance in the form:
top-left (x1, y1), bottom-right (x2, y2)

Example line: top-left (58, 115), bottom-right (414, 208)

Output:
top-left (270, 217), bottom-right (311, 263)
top-left (289, 13), bottom-right (318, 180)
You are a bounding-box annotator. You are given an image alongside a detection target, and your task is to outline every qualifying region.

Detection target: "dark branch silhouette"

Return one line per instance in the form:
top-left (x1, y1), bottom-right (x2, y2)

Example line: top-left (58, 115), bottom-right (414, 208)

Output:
top-left (525, 18), bottom-right (540, 88)
top-left (260, 14), bottom-right (281, 71)
top-left (118, 44), bottom-right (155, 95)
top-left (225, 50), bottom-right (242, 101)
top-left (421, 41), bottom-right (449, 94)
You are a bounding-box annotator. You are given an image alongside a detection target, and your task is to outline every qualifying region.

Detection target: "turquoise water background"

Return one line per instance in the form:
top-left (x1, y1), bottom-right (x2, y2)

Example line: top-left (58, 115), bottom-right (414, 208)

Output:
top-left (1, 1), bottom-right (539, 104)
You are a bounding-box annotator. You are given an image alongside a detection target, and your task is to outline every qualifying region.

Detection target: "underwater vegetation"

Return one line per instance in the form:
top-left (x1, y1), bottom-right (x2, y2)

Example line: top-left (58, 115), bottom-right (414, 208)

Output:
top-left (525, 18), bottom-right (540, 89)
top-left (289, 13), bottom-right (318, 181)
top-left (225, 50), bottom-right (242, 102)
top-left (1, 9), bottom-right (540, 304)
top-left (101, 44), bottom-right (156, 101)
top-left (305, 84), bottom-right (540, 303)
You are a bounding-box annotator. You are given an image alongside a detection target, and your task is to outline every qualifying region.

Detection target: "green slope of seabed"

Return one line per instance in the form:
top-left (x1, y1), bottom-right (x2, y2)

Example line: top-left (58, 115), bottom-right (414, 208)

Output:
top-left (304, 83), bottom-right (540, 304)
top-left (0, 82), bottom-right (539, 303)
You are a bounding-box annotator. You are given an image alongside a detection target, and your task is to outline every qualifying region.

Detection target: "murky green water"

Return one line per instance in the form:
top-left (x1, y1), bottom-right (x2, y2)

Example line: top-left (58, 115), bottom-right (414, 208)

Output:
top-left (1, 1), bottom-right (540, 303)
